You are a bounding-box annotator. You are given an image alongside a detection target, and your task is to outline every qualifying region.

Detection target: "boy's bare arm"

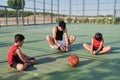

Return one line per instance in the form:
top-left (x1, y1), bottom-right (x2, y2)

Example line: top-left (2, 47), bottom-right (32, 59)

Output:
top-left (15, 49), bottom-right (29, 63)
top-left (64, 29), bottom-right (69, 47)
top-left (96, 40), bottom-right (103, 52)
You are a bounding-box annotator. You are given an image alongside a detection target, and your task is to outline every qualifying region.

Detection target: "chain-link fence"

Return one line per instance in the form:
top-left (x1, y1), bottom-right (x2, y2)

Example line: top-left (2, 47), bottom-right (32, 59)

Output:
top-left (0, 0), bottom-right (120, 27)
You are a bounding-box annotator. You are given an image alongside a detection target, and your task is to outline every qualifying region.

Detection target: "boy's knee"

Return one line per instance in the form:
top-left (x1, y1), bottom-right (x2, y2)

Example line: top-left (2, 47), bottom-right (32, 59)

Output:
top-left (72, 35), bottom-right (76, 40)
top-left (70, 35), bottom-right (76, 41)
top-left (17, 64), bottom-right (25, 71)
top-left (108, 46), bottom-right (112, 50)
top-left (31, 59), bottom-right (37, 64)
top-left (83, 43), bottom-right (86, 47)
top-left (46, 35), bottom-right (50, 40)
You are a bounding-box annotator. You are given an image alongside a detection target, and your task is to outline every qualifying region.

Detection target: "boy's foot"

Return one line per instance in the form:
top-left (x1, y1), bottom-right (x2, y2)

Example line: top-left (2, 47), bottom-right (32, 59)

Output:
top-left (58, 47), bottom-right (66, 52)
top-left (95, 52), bottom-right (100, 55)
top-left (65, 48), bottom-right (69, 52)
top-left (90, 51), bottom-right (93, 54)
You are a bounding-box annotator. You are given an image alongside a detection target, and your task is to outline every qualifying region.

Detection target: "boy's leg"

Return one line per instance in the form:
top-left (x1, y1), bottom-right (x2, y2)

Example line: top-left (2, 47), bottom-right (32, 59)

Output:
top-left (83, 43), bottom-right (92, 52)
top-left (46, 35), bottom-right (58, 49)
top-left (46, 35), bottom-right (55, 46)
top-left (11, 62), bottom-right (28, 71)
top-left (99, 46), bottom-right (111, 54)
top-left (68, 35), bottom-right (76, 45)
top-left (11, 57), bottom-right (36, 71)
top-left (22, 54), bottom-right (36, 64)
top-left (16, 63), bottom-right (28, 71)
top-left (16, 58), bottom-right (36, 71)
top-left (27, 57), bottom-right (36, 65)
top-left (58, 40), bottom-right (66, 52)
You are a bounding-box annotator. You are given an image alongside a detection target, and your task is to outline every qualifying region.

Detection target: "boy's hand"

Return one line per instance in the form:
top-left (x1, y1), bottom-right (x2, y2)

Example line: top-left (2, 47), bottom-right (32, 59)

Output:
top-left (65, 46), bottom-right (69, 52)
top-left (93, 51), bottom-right (99, 55)
top-left (93, 51), bottom-right (96, 54)
top-left (59, 45), bottom-right (66, 52)
top-left (90, 50), bottom-right (93, 54)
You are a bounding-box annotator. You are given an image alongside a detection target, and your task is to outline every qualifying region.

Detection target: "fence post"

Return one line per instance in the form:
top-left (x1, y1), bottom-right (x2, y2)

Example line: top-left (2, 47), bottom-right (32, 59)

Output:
top-left (57, 0), bottom-right (59, 22)
top-left (43, 0), bottom-right (45, 24)
top-left (27, 18), bottom-right (29, 25)
top-left (113, 0), bottom-right (116, 24)
top-left (69, 0), bottom-right (71, 18)
top-left (22, 0), bottom-right (24, 26)
top-left (5, 6), bottom-right (8, 27)
top-left (82, 0), bottom-right (85, 23)
top-left (51, 0), bottom-right (53, 24)
top-left (96, 0), bottom-right (100, 24)
top-left (34, 0), bottom-right (36, 25)
top-left (16, 9), bottom-right (19, 26)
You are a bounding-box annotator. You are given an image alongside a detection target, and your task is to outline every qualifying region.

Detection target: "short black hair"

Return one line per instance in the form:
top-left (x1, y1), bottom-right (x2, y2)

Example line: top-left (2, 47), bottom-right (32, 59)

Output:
top-left (14, 34), bottom-right (25, 43)
top-left (95, 32), bottom-right (103, 40)
top-left (59, 21), bottom-right (66, 29)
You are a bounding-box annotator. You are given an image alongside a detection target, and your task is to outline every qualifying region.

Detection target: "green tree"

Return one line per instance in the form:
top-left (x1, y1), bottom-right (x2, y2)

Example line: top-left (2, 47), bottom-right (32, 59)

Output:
top-left (74, 17), bottom-right (78, 23)
top-left (56, 18), bottom-right (64, 23)
top-left (67, 17), bottom-right (73, 23)
top-left (7, 0), bottom-right (25, 10)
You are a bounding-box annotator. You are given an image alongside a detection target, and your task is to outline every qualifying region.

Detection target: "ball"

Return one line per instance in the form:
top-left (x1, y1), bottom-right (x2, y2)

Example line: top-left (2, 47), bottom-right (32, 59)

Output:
top-left (68, 54), bottom-right (79, 67)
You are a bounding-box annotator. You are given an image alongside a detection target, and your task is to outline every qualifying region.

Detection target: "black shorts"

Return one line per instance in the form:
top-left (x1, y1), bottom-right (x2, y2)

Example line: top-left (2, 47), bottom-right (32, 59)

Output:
top-left (93, 47), bottom-right (103, 51)
top-left (10, 57), bottom-right (35, 69)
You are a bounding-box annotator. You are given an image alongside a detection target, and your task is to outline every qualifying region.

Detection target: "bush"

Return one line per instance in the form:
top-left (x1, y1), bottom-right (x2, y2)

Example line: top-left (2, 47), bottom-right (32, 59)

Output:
top-left (67, 17), bottom-right (72, 23)
top-left (92, 19), bottom-right (96, 23)
top-left (79, 19), bottom-right (83, 23)
top-left (74, 17), bottom-right (78, 23)
top-left (114, 17), bottom-right (120, 24)
top-left (56, 17), bottom-right (64, 23)
top-left (98, 18), bottom-right (105, 24)
top-left (0, 9), bottom-right (5, 17)
top-left (84, 17), bottom-right (89, 23)
top-left (108, 18), bottom-right (113, 24)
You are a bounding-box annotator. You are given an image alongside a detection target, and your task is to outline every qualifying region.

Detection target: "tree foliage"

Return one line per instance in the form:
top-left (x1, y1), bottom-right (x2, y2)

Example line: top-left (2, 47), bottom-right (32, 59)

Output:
top-left (7, 0), bottom-right (25, 10)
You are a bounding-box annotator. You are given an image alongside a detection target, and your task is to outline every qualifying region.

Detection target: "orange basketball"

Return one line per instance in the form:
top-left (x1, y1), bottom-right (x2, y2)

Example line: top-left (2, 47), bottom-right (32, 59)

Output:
top-left (68, 54), bottom-right (79, 67)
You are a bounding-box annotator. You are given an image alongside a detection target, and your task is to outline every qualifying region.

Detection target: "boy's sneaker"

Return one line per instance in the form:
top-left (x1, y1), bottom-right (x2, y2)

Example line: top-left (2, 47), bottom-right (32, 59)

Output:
top-left (95, 52), bottom-right (100, 55)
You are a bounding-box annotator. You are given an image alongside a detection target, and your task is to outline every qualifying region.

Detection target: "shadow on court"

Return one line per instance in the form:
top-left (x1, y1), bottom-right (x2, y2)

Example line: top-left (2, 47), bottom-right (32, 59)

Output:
top-left (0, 42), bottom-right (12, 47)
top-left (23, 46), bottom-right (52, 53)
top-left (0, 31), bottom-right (13, 34)
top-left (27, 58), bottom-right (120, 80)
top-left (75, 34), bottom-right (88, 38)
top-left (69, 43), bottom-right (83, 52)
top-left (108, 46), bottom-right (120, 54)
top-left (36, 54), bottom-right (69, 64)
top-left (2, 71), bottom-right (27, 80)
top-left (105, 40), bottom-right (120, 45)
top-left (0, 61), bottom-right (7, 63)
top-left (25, 39), bottom-right (45, 43)
top-left (77, 59), bottom-right (94, 67)
top-left (26, 65), bottom-right (37, 71)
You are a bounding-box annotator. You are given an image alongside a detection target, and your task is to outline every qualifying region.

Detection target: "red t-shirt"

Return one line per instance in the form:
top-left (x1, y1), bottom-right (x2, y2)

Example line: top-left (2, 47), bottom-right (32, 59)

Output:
top-left (7, 44), bottom-right (19, 65)
top-left (93, 37), bottom-right (102, 48)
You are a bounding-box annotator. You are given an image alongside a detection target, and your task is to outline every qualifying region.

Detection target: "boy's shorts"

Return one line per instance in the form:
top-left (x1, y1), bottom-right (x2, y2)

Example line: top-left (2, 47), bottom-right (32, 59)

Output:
top-left (93, 47), bottom-right (103, 51)
top-left (50, 40), bottom-right (65, 49)
top-left (10, 57), bottom-right (35, 69)
top-left (93, 47), bottom-right (103, 55)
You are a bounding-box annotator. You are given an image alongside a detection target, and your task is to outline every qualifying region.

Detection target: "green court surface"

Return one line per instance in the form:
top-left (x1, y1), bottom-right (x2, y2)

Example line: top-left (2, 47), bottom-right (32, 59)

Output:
top-left (0, 24), bottom-right (120, 80)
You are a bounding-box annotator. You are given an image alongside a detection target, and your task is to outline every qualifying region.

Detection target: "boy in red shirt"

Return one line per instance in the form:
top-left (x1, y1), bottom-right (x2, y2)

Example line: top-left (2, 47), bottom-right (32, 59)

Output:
top-left (83, 32), bottom-right (111, 55)
top-left (8, 34), bottom-right (36, 71)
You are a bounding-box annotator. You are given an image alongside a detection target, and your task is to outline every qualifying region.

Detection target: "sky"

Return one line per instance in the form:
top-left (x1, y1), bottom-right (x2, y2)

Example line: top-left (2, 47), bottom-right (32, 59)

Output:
top-left (0, 0), bottom-right (120, 16)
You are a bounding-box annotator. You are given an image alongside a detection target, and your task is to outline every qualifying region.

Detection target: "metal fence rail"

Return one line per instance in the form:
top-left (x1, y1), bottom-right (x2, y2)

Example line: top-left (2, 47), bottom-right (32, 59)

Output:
top-left (0, 0), bottom-right (120, 27)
